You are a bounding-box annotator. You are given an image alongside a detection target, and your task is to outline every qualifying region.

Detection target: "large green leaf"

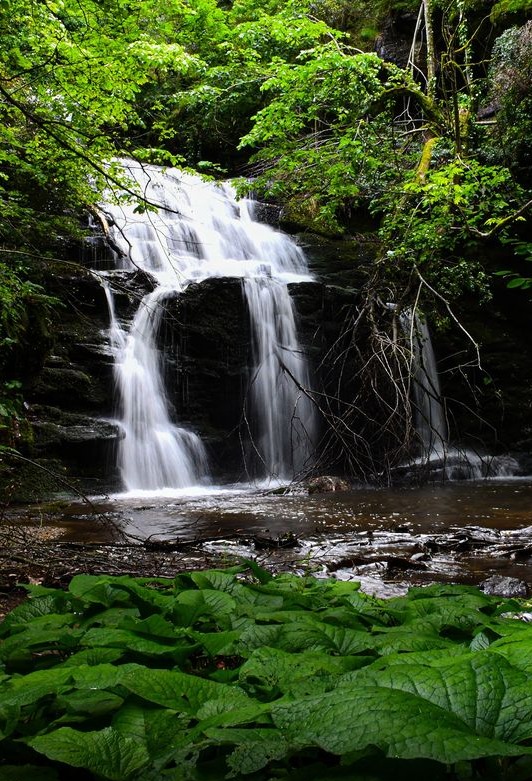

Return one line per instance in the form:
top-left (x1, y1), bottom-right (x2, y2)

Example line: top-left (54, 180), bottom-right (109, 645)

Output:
top-left (0, 624), bottom-right (83, 665)
top-left (190, 570), bottom-right (240, 593)
top-left (0, 667), bottom-right (73, 708)
top-left (489, 636), bottom-right (532, 673)
top-left (371, 627), bottom-right (459, 655)
top-left (208, 727), bottom-right (290, 774)
top-left (365, 646), bottom-right (470, 669)
top-left (118, 613), bottom-right (180, 638)
top-left (67, 576), bottom-right (133, 608)
top-left (80, 607), bottom-right (140, 629)
top-left (276, 620), bottom-right (376, 655)
top-left (29, 726), bottom-right (150, 780)
top-left (119, 667), bottom-right (250, 714)
top-left (271, 686), bottom-right (532, 763)
top-left (55, 689), bottom-right (124, 718)
top-left (0, 702), bottom-right (20, 739)
top-left (69, 662), bottom-right (144, 690)
top-left (59, 648), bottom-right (125, 667)
top-left (171, 589), bottom-right (237, 628)
top-left (69, 575), bottom-right (170, 613)
top-left (188, 628), bottom-right (242, 656)
top-left (79, 628), bottom-right (195, 662)
top-left (239, 646), bottom-right (369, 698)
top-left (0, 597), bottom-right (71, 637)
top-left (0, 663), bottom-right (136, 711)
top-left (341, 591), bottom-right (396, 626)
top-left (338, 652), bottom-right (532, 742)
top-left (237, 621), bottom-right (283, 652)
top-left (387, 593), bottom-right (497, 634)
top-left (112, 702), bottom-right (192, 767)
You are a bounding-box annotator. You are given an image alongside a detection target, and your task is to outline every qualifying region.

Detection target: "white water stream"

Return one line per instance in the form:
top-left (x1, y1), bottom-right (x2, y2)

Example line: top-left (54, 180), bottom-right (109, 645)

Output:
top-left (402, 311), bottom-right (447, 457)
top-left (100, 161), bottom-right (316, 491)
top-left (401, 311), bottom-right (518, 479)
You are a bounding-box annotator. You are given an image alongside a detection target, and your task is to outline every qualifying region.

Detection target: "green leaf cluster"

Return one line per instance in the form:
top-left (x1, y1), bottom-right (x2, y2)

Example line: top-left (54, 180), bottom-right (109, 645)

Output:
top-left (488, 21), bottom-right (532, 175)
top-left (0, 0), bottom-right (200, 240)
top-left (237, 44), bottom-right (416, 233)
top-left (228, 3), bottom-right (531, 302)
top-left (152, 2), bottom-right (338, 166)
top-left (1, 569), bottom-right (532, 779)
top-left (0, 0), bottom-right (204, 409)
top-left (378, 154), bottom-right (525, 298)
top-left (496, 239), bottom-right (532, 290)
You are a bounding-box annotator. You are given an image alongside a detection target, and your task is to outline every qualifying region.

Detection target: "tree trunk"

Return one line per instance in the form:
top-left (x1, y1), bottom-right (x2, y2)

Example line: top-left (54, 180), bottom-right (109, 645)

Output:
top-left (423, 0), bottom-right (436, 100)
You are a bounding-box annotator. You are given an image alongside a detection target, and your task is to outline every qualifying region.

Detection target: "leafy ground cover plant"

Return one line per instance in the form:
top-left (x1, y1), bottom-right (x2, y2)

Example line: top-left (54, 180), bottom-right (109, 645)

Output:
top-left (1, 565), bottom-right (532, 780)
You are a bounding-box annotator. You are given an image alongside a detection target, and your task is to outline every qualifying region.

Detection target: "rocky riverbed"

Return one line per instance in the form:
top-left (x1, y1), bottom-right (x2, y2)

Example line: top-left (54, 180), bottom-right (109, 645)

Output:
top-left (2, 479), bottom-right (532, 616)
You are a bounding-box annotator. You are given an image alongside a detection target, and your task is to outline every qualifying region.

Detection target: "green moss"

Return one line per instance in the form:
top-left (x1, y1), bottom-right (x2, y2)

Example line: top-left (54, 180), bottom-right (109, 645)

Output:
top-left (491, 0), bottom-right (532, 21)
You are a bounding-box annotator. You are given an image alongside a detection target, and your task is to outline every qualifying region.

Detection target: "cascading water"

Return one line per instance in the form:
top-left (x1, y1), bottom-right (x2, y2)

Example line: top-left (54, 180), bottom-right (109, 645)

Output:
top-left (243, 277), bottom-right (315, 478)
top-left (99, 160), bottom-right (316, 491)
top-left (103, 280), bottom-right (209, 492)
top-left (402, 312), bottom-right (447, 458)
top-left (402, 310), bottom-right (519, 479)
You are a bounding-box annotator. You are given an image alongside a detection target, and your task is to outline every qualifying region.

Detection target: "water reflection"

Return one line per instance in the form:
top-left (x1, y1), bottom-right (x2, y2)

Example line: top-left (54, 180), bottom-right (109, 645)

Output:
top-left (8, 479), bottom-right (532, 539)
top-left (7, 479), bottom-right (532, 592)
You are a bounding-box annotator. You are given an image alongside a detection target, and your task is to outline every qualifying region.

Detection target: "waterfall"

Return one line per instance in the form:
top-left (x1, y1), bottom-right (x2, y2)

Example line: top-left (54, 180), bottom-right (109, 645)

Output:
top-left (406, 313), bottom-right (447, 458)
top-left (106, 283), bottom-right (209, 492)
top-left (244, 278), bottom-right (315, 478)
top-left (402, 311), bottom-right (519, 479)
top-left (98, 160), bottom-right (316, 491)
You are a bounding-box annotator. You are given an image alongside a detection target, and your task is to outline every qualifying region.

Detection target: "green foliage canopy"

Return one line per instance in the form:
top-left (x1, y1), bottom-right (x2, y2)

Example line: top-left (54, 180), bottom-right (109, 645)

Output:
top-left (238, 44), bottom-right (420, 233)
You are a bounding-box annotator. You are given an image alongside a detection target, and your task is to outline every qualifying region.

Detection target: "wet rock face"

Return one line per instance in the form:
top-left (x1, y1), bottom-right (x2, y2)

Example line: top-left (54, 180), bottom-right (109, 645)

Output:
top-left (375, 12), bottom-right (418, 68)
top-left (28, 271), bottom-right (114, 410)
top-left (23, 268), bottom-right (123, 494)
top-left (20, 261), bottom-right (165, 495)
top-left (433, 280), bottom-right (532, 457)
top-left (159, 278), bottom-right (251, 478)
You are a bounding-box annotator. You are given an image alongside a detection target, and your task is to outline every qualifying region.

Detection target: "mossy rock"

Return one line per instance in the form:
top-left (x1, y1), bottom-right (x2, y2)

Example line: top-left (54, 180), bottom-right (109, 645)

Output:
top-left (29, 367), bottom-right (107, 410)
top-left (0, 455), bottom-right (72, 504)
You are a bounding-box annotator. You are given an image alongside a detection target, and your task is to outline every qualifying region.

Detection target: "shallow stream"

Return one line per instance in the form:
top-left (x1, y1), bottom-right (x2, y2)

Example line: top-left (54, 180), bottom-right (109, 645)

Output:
top-left (7, 478), bottom-right (532, 597)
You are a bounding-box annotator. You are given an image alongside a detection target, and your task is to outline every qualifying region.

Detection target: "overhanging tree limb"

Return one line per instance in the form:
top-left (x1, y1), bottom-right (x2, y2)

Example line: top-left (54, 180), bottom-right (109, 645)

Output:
top-left (470, 198), bottom-right (532, 239)
top-left (0, 82), bottom-right (182, 215)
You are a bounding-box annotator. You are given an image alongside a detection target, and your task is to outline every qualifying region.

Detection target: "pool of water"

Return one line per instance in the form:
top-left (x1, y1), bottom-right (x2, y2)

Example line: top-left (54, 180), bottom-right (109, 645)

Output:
top-left (6, 478), bottom-right (532, 595)
top-left (103, 478), bottom-right (532, 539)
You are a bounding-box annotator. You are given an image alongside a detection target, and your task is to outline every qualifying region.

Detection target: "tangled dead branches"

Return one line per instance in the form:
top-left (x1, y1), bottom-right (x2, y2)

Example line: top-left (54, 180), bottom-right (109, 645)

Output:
top-left (310, 268), bottom-right (482, 484)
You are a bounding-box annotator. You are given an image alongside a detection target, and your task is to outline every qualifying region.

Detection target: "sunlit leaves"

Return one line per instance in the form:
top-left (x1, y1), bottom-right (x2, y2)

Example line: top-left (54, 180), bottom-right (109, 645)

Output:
top-left (0, 0), bottom-right (201, 240)
top-left (235, 44), bottom-right (414, 232)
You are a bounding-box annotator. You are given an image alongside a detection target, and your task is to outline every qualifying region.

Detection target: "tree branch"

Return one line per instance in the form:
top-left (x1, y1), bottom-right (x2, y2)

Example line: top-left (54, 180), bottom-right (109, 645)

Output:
top-left (470, 198), bottom-right (532, 239)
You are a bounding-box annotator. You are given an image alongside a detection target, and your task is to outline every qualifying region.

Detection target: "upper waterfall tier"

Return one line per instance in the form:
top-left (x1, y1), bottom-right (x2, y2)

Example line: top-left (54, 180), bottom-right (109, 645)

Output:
top-left (104, 161), bottom-right (312, 286)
